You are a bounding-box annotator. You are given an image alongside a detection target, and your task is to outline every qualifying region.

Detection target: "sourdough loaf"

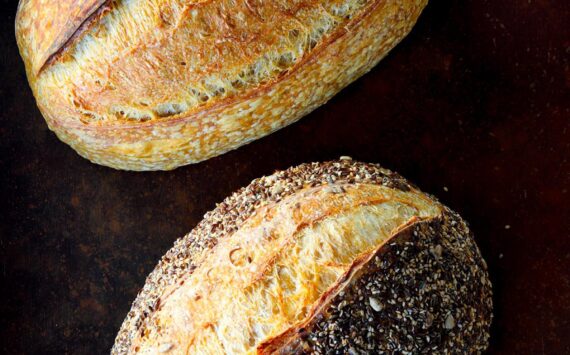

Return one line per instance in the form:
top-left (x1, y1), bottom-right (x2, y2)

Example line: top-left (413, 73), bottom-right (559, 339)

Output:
top-left (16, 0), bottom-right (428, 170)
top-left (113, 159), bottom-right (493, 354)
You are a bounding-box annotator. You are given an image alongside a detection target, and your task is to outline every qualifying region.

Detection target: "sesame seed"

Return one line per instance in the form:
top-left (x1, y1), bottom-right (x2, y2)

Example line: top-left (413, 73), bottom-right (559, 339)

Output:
top-left (369, 297), bottom-right (382, 312)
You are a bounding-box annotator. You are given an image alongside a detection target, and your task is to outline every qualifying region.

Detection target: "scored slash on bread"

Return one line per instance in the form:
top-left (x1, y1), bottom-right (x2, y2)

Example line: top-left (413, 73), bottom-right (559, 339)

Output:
top-left (112, 159), bottom-right (492, 354)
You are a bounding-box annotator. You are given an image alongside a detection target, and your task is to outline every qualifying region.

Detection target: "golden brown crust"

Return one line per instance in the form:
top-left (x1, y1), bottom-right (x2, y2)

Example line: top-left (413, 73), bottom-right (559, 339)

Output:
top-left (16, 0), bottom-right (428, 170)
top-left (15, 0), bottom-right (111, 75)
top-left (112, 160), bottom-right (492, 354)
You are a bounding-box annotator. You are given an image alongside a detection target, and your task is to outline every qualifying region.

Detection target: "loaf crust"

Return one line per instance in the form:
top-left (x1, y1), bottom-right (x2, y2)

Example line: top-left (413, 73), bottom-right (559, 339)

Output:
top-left (112, 159), bottom-right (492, 354)
top-left (16, 0), bottom-right (428, 170)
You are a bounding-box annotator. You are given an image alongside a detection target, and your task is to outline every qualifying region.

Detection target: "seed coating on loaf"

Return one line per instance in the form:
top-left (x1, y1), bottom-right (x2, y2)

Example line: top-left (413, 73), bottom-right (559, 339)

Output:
top-left (112, 160), bottom-right (492, 354)
top-left (113, 160), bottom-right (413, 353)
top-left (16, 0), bottom-right (428, 170)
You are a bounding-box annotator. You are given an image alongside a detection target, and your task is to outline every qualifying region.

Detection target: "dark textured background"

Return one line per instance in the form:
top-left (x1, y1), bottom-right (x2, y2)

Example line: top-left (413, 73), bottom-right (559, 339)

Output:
top-left (1, 0), bottom-right (569, 353)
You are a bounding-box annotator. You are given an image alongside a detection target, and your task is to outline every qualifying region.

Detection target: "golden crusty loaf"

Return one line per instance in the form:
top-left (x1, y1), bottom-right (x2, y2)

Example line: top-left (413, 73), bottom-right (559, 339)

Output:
top-left (16, 0), bottom-right (428, 170)
top-left (113, 159), bottom-right (493, 354)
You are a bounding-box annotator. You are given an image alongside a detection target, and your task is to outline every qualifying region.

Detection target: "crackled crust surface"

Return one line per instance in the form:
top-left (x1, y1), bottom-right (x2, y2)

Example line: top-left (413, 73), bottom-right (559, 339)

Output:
top-left (16, 0), bottom-right (428, 170)
top-left (112, 160), bottom-right (492, 354)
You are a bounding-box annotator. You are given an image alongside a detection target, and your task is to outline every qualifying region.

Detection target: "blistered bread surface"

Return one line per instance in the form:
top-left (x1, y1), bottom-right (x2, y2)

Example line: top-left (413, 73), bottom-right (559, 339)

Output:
top-left (16, 0), bottom-right (428, 170)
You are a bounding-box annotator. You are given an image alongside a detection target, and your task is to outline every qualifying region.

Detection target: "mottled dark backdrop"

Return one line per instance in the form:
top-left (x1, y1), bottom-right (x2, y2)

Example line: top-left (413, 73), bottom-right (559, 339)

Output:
top-left (1, 0), bottom-right (569, 353)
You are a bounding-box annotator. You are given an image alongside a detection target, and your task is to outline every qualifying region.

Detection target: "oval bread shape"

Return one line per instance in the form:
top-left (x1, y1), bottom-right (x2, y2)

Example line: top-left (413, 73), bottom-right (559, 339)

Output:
top-left (16, 0), bottom-right (428, 170)
top-left (113, 159), bottom-right (492, 354)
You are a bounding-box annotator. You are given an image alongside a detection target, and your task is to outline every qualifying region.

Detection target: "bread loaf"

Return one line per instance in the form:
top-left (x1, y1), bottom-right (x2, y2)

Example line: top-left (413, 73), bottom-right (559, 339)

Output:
top-left (16, 0), bottom-right (428, 170)
top-left (113, 159), bottom-right (492, 354)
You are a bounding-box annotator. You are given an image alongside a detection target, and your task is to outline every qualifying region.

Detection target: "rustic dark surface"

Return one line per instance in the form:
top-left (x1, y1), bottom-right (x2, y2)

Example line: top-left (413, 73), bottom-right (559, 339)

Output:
top-left (1, 0), bottom-right (569, 354)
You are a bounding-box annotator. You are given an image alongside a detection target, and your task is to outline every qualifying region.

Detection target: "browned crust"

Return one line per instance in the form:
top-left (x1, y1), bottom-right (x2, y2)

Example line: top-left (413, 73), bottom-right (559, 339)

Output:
top-left (43, 0), bottom-right (391, 132)
top-left (111, 159), bottom-right (413, 354)
top-left (38, 1), bottom-right (113, 74)
top-left (17, 0), bottom-right (428, 170)
top-left (15, 0), bottom-right (112, 75)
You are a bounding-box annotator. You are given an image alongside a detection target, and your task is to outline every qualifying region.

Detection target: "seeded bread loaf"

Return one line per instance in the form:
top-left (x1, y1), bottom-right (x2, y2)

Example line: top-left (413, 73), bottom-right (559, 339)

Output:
top-left (113, 159), bottom-right (493, 354)
top-left (16, 0), bottom-right (428, 170)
